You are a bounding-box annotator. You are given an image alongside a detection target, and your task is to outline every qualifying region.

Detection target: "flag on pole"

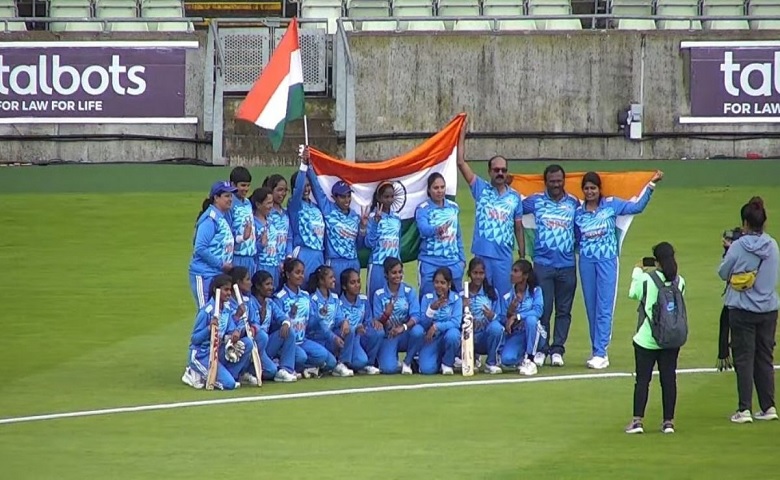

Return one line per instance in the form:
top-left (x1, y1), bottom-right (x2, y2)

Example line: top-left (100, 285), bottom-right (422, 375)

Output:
top-left (308, 114), bottom-right (466, 266)
top-left (510, 171), bottom-right (657, 258)
top-left (235, 18), bottom-right (305, 152)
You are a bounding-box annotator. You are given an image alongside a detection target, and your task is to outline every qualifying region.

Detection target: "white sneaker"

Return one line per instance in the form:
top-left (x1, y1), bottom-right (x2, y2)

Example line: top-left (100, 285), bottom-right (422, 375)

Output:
top-left (332, 363), bottom-right (354, 377)
top-left (361, 365), bottom-right (381, 375)
top-left (453, 357), bottom-right (463, 369)
top-left (533, 352), bottom-right (546, 367)
top-left (181, 367), bottom-right (205, 390)
top-left (401, 362), bottom-right (413, 375)
top-left (754, 407), bottom-right (779, 421)
top-left (441, 364), bottom-right (454, 375)
top-left (274, 369), bottom-right (298, 382)
top-left (730, 410), bottom-right (753, 424)
top-left (551, 353), bottom-right (565, 367)
top-left (302, 367), bottom-right (320, 379)
top-left (295, 372), bottom-right (303, 380)
top-left (484, 364), bottom-right (502, 375)
top-left (475, 357), bottom-right (483, 370)
top-left (587, 356), bottom-right (610, 370)
top-left (240, 372), bottom-right (259, 386)
top-left (519, 359), bottom-right (538, 376)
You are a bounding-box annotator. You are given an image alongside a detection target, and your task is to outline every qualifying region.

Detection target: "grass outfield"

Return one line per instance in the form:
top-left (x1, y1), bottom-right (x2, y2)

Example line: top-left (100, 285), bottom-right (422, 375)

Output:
top-left (0, 160), bottom-right (778, 479)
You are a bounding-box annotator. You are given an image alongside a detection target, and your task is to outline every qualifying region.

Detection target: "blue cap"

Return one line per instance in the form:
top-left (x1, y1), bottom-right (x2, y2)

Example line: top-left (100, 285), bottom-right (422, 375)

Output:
top-left (331, 181), bottom-right (352, 197)
top-left (209, 181), bottom-right (237, 198)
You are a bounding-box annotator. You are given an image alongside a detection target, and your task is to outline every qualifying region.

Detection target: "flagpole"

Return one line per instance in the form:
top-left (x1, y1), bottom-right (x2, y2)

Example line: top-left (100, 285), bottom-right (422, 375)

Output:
top-left (303, 115), bottom-right (309, 146)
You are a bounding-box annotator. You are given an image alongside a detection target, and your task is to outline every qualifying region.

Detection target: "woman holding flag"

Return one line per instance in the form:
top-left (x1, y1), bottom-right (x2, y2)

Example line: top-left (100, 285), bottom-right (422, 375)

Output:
top-left (575, 170), bottom-right (663, 370)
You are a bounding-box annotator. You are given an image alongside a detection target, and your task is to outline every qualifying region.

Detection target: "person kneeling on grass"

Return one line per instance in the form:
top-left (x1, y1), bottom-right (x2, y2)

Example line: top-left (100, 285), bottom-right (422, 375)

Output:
top-left (182, 274), bottom-right (256, 390)
top-left (419, 267), bottom-right (463, 375)
top-left (626, 242), bottom-right (685, 435)
top-left (459, 257), bottom-right (504, 375)
top-left (501, 260), bottom-right (545, 376)
top-left (340, 268), bottom-right (383, 375)
top-left (306, 265), bottom-right (363, 377)
top-left (274, 258), bottom-right (337, 379)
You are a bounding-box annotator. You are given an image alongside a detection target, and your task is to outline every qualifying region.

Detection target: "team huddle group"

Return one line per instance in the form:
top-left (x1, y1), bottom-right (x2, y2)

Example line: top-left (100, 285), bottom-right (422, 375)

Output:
top-left (182, 133), bottom-right (663, 390)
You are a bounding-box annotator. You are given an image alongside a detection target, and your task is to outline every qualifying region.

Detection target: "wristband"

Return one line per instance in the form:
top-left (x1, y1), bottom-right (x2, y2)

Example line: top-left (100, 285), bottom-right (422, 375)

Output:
top-left (426, 307), bottom-right (437, 318)
top-left (300, 164), bottom-right (309, 172)
top-left (282, 320), bottom-right (291, 327)
top-left (649, 181), bottom-right (656, 189)
top-left (403, 324), bottom-right (408, 332)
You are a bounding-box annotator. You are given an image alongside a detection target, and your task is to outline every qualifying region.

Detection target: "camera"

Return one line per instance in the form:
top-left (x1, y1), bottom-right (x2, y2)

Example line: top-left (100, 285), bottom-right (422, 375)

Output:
top-left (723, 227), bottom-right (743, 255)
top-left (642, 257), bottom-right (656, 267)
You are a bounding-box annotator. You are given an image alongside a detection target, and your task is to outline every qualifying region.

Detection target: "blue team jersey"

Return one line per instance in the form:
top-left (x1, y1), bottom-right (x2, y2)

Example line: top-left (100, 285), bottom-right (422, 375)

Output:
top-left (273, 286), bottom-right (311, 344)
top-left (459, 285), bottom-right (502, 332)
top-left (501, 285), bottom-right (544, 325)
top-left (307, 289), bottom-right (344, 342)
top-left (415, 199), bottom-right (465, 265)
top-left (365, 211), bottom-right (402, 265)
top-left (289, 166), bottom-right (325, 252)
top-left (189, 298), bottom-right (235, 355)
top-left (522, 191), bottom-right (580, 268)
top-left (189, 205), bottom-right (234, 277)
top-left (247, 295), bottom-right (289, 334)
top-left (257, 208), bottom-right (291, 268)
top-left (371, 282), bottom-right (420, 330)
top-left (227, 194), bottom-right (256, 258)
top-left (340, 293), bottom-right (370, 328)
top-left (574, 189), bottom-right (653, 262)
top-left (420, 291), bottom-right (463, 332)
top-left (307, 169), bottom-right (364, 260)
top-left (470, 176), bottom-right (524, 260)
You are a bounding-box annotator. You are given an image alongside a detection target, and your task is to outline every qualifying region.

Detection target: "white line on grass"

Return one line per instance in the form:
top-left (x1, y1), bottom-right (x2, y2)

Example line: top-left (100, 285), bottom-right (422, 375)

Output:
top-left (2, 366), bottom-right (778, 426)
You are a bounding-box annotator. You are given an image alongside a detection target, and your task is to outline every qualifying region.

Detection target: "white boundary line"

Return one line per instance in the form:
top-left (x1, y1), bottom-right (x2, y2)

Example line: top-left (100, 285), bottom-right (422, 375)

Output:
top-left (1, 366), bottom-right (778, 426)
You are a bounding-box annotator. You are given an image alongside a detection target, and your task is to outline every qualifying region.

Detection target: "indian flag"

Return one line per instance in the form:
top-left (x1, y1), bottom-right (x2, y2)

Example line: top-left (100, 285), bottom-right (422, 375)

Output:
top-left (235, 18), bottom-right (305, 152)
top-left (308, 114), bottom-right (466, 267)
top-left (510, 171), bottom-right (657, 258)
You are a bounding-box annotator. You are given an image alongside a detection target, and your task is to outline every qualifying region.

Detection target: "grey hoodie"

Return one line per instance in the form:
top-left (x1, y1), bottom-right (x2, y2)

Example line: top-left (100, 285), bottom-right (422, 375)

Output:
top-left (718, 232), bottom-right (779, 313)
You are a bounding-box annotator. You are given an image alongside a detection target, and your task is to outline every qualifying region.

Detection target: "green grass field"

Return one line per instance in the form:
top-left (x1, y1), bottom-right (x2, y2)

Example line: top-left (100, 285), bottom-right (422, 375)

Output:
top-left (0, 160), bottom-right (778, 479)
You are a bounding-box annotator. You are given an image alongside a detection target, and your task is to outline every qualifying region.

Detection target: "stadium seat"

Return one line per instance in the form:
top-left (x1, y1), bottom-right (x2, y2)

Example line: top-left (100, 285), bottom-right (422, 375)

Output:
top-left (49, 0), bottom-right (92, 6)
top-left (97, 5), bottom-right (151, 31)
top-left (702, 0), bottom-right (750, 29)
top-left (96, 0), bottom-right (138, 6)
top-left (405, 19), bottom-right (447, 29)
top-left (497, 19), bottom-right (538, 29)
top-left (484, 4), bottom-right (524, 15)
top-left (347, 0), bottom-right (390, 18)
top-left (453, 19), bottom-right (494, 29)
top-left (438, 0), bottom-right (481, 16)
top-left (300, 0), bottom-right (343, 33)
top-left (611, 0), bottom-right (657, 29)
top-left (141, 5), bottom-right (193, 31)
top-left (49, 5), bottom-right (92, 32)
top-left (62, 21), bottom-right (105, 31)
top-left (141, 0), bottom-right (184, 6)
top-left (656, 1), bottom-right (702, 30)
top-left (392, 0), bottom-right (434, 16)
top-left (360, 19), bottom-right (399, 30)
top-left (528, 2), bottom-right (582, 29)
top-left (748, 0), bottom-right (780, 29)
top-left (0, 4), bottom-right (27, 31)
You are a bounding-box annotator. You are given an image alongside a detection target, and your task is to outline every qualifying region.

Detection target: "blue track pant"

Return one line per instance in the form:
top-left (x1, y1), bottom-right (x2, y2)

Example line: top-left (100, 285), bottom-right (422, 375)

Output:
top-left (266, 329), bottom-right (297, 374)
top-left (579, 258), bottom-right (618, 358)
top-left (244, 330), bottom-right (278, 380)
top-left (366, 263), bottom-right (385, 309)
top-left (360, 324), bottom-right (384, 367)
top-left (419, 328), bottom-right (461, 374)
top-left (294, 246), bottom-right (325, 280)
top-left (417, 261), bottom-right (464, 298)
top-left (232, 255), bottom-right (256, 276)
top-left (256, 264), bottom-right (281, 291)
top-left (378, 325), bottom-right (425, 374)
top-left (480, 255), bottom-right (514, 297)
top-left (316, 326), bottom-right (369, 371)
top-left (474, 320), bottom-right (505, 366)
top-left (535, 264), bottom-right (577, 356)
top-left (189, 274), bottom-right (216, 309)
top-left (189, 339), bottom-right (254, 390)
top-left (327, 257), bottom-right (360, 293)
top-left (294, 339), bottom-right (336, 373)
top-left (500, 316), bottom-right (542, 366)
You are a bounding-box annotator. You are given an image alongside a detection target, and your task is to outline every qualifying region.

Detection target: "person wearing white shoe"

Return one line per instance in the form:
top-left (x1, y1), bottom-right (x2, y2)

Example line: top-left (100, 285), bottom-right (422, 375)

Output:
top-left (462, 258), bottom-right (505, 374)
top-left (250, 269), bottom-right (298, 383)
top-left (340, 268), bottom-right (383, 375)
top-left (500, 260), bottom-right (545, 372)
top-left (419, 267), bottom-right (463, 375)
top-left (372, 257), bottom-right (425, 374)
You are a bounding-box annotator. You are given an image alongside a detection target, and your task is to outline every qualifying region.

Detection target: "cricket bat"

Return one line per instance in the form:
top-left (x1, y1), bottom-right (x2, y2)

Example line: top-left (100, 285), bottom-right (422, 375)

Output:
top-left (234, 284), bottom-right (262, 387)
top-left (461, 281), bottom-right (475, 377)
top-left (205, 288), bottom-right (221, 391)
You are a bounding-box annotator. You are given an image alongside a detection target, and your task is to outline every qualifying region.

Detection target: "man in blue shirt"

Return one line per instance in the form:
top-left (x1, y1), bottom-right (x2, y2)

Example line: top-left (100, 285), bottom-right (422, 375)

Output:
top-left (522, 164), bottom-right (580, 368)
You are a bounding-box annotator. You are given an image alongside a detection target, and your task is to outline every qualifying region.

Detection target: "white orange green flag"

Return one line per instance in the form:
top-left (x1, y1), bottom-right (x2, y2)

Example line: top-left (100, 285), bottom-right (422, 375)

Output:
top-left (235, 18), bottom-right (305, 152)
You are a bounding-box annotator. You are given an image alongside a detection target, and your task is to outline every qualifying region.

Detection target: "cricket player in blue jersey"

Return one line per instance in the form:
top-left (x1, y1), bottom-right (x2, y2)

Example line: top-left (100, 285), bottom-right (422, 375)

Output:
top-left (273, 258), bottom-right (336, 377)
top-left (461, 257), bottom-right (505, 374)
top-left (415, 173), bottom-right (466, 298)
top-left (372, 257), bottom-right (424, 374)
top-left (341, 268), bottom-right (382, 375)
top-left (225, 167), bottom-right (256, 275)
top-left (419, 267), bottom-right (463, 375)
top-left (500, 260), bottom-right (544, 376)
top-left (258, 175), bottom-right (293, 287)
top-left (575, 170), bottom-right (663, 370)
top-left (182, 274), bottom-right (257, 390)
top-left (188, 181), bottom-right (236, 309)
top-left (250, 187), bottom-right (278, 283)
top-left (365, 182), bottom-right (402, 307)
top-left (456, 125), bottom-right (525, 297)
top-left (301, 150), bottom-right (368, 292)
top-left (521, 165), bottom-right (580, 368)
top-left (290, 160), bottom-right (326, 279)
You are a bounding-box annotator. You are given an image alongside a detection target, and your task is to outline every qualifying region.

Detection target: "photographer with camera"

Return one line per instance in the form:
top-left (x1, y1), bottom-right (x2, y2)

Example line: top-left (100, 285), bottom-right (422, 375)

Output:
top-left (718, 197), bottom-right (779, 424)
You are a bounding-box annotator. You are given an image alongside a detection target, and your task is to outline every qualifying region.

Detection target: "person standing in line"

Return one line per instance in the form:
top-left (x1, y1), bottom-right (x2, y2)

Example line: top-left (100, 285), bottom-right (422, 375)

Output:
top-left (521, 165), bottom-right (580, 368)
top-left (500, 259), bottom-right (544, 376)
top-left (626, 242), bottom-right (685, 435)
top-left (575, 170), bottom-right (663, 370)
top-left (261, 174), bottom-right (293, 287)
top-left (290, 159), bottom-right (326, 279)
top-left (415, 173), bottom-right (466, 298)
top-left (225, 167), bottom-right (256, 275)
top-left (455, 124), bottom-right (525, 296)
top-left (365, 182), bottom-right (402, 308)
top-left (718, 197), bottom-right (779, 424)
top-left (249, 187), bottom-right (277, 283)
top-left (188, 181), bottom-right (236, 309)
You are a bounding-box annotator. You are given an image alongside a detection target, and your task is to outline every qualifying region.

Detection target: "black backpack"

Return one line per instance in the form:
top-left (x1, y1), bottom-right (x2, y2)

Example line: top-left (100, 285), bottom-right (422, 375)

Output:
top-left (638, 271), bottom-right (688, 349)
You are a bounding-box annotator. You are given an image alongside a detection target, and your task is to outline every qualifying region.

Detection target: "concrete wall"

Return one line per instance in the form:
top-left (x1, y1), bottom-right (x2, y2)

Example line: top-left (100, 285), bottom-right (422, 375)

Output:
top-left (346, 31), bottom-right (780, 161)
top-left (0, 32), bottom-right (208, 164)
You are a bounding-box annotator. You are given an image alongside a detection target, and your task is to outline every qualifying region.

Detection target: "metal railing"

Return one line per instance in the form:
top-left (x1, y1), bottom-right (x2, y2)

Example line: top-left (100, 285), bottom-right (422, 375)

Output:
top-left (335, 17), bottom-right (356, 160)
top-left (0, 16), bottom-right (200, 33)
